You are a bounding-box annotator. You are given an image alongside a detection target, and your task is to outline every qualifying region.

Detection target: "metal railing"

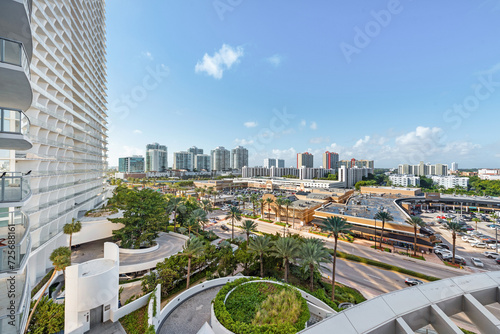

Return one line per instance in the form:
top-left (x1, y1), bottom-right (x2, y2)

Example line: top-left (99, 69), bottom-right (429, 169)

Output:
top-left (0, 172), bottom-right (31, 203)
top-left (0, 268), bottom-right (29, 333)
top-left (0, 37), bottom-right (30, 77)
top-left (0, 210), bottom-right (30, 272)
top-left (0, 108), bottom-right (30, 136)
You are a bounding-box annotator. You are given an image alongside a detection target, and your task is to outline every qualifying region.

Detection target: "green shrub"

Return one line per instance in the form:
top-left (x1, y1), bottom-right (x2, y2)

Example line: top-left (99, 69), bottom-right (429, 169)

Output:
top-left (259, 218), bottom-right (274, 223)
top-left (213, 278), bottom-right (309, 334)
top-left (27, 296), bottom-right (64, 333)
top-left (31, 269), bottom-right (54, 298)
top-left (275, 222), bottom-right (290, 227)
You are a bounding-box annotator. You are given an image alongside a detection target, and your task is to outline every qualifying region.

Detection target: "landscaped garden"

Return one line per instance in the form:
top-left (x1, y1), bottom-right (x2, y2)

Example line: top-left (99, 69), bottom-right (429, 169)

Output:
top-left (214, 278), bottom-right (310, 333)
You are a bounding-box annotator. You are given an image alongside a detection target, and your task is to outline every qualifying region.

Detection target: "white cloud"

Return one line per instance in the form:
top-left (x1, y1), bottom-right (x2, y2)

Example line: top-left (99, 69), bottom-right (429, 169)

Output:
top-left (310, 121), bottom-right (318, 130)
top-left (266, 54), bottom-right (283, 67)
top-left (300, 120), bottom-right (306, 127)
top-left (133, 129), bottom-right (142, 134)
top-left (244, 121), bottom-right (258, 128)
top-left (195, 44), bottom-right (244, 79)
top-left (234, 138), bottom-right (254, 146)
top-left (122, 146), bottom-right (143, 157)
top-left (141, 51), bottom-right (153, 60)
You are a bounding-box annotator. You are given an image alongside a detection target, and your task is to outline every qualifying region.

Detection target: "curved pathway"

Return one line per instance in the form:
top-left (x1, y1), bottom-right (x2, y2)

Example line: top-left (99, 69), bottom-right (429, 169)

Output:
top-left (157, 286), bottom-right (222, 334)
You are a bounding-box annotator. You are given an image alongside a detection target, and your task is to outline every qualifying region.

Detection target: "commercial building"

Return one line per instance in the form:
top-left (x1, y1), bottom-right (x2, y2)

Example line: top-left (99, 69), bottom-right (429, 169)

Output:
top-left (211, 146), bottom-right (230, 171)
top-left (431, 175), bottom-right (469, 189)
top-left (297, 152), bottom-right (314, 168)
top-left (194, 154), bottom-right (211, 171)
top-left (340, 158), bottom-right (374, 169)
top-left (118, 156), bottom-right (144, 173)
top-left (146, 143), bottom-right (168, 172)
top-left (0, 1), bottom-right (109, 332)
top-left (173, 151), bottom-right (194, 171)
top-left (263, 158), bottom-right (285, 168)
top-left (230, 146), bottom-right (248, 169)
top-left (398, 161), bottom-right (448, 176)
top-left (389, 174), bottom-right (421, 187)
top-left (322, 151), bottom-right (339, 169)
top-left (338, 166), bottom-right (373, 188)
top-left (187, 146), bottom-right (203, 155)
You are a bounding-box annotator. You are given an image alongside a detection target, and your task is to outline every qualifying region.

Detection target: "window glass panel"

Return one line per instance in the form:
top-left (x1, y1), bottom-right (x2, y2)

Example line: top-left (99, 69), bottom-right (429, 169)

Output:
top-left (3, 40), bottom-right (21, 65)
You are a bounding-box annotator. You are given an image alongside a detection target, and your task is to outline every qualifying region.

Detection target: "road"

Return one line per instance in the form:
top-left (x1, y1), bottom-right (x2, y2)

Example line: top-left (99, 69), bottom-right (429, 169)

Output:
top-left (206, 218), bottom-right (442, 300)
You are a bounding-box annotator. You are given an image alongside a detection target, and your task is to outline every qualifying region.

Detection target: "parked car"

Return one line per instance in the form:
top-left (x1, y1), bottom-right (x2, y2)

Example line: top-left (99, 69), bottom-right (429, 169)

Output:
top-left (483, 251), bottom-right (499, 259)
top-left (221, 225), bottom-right (229, 231)
top-left (489, 244), bottom-right (500, 250)
top-left (496, 257), bottom-right (500, 265)
top-left (471, 258), bottom-right (484, 267)
top-left (471, 242), bottom-right (487, 248)
top-left (405, 278), bottom-right (423, 286)
top-left (443, 255), bottom-right (466, 265)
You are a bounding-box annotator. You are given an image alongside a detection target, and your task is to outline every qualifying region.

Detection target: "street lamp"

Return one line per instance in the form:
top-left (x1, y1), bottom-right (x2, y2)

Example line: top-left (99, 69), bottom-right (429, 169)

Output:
top-left (373, 218), bottom-right (377, 249)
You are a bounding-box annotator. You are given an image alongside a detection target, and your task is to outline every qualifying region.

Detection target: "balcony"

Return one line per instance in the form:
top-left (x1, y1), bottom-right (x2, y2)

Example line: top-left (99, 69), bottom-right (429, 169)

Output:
top-left (0, 210), bottom-right (30, 273)
top-left (0, 108), bottom-right (31, 150)
top-left (0, 172), bottom-right (31, 208)
top-left (0, 267), bottom-right (29, 334)
top-left (0, 37), bottom-right (32, 111)
top-left (0, 0), bottom-right (33, 61)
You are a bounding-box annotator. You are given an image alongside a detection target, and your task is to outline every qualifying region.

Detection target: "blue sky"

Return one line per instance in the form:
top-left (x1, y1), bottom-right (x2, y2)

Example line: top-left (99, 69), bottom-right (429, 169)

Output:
top-left (106, 0), bottom-right (500, 169)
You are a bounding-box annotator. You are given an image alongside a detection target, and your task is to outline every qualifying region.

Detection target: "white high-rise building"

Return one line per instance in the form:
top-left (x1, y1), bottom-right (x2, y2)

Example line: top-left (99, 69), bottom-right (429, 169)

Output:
top-left (338, 166), bottom-right (373, 188)
top-left (451, 162), bottom-right (458, 172)
top-left (173, 151), bottom-right (194, 171)
top-left (0, 1), bottom-right (109, 332)
top-left (264, 158), bottom-right (284, 168)
top-left (211, 146), bottom-right (230, 171)
top-left (194, 154), bottom-right (211, 171)
top-left (146, 143), bottom-right (168, 172)
top-left (431, 176), bottom-right (469, 189)
top-left (231, 146), bottom-right (248, 169)
top-left (187, 146), bottom-right (203, 155)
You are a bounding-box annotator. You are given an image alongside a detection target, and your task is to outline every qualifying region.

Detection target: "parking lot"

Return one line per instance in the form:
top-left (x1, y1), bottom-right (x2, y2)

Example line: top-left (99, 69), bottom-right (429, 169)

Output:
top-left (420, 211), bottom-right (499, 271)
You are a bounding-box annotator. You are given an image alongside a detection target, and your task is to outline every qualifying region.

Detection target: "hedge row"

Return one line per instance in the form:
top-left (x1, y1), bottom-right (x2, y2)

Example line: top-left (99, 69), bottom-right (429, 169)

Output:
top-left (330, 250), bottom-right (440, 282)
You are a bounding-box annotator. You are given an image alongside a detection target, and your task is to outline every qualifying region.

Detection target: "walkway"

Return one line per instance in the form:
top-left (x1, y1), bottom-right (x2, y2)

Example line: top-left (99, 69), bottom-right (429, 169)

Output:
top-left (88, 320), bottom-right (126, 334)
top-left (157, 286), bottom-right (222, 334)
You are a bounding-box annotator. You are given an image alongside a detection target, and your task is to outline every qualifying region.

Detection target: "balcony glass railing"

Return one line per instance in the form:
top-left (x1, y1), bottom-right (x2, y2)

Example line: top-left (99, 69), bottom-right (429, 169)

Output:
top-left (0, 108), bottom-right (30, 136)
top-left (0, 172), bottom-right (31, 204)
top-left (0, 210), bottom-right (30, 272)
top-left (0, 267), bottom-right (29, 334)
top-left (0, 37), bottom-right (30, 76)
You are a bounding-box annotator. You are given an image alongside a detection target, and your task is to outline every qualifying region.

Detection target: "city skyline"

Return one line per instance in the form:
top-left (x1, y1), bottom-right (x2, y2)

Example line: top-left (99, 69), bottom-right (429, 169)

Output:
top-left (106, 1), bottom-right (500, 169)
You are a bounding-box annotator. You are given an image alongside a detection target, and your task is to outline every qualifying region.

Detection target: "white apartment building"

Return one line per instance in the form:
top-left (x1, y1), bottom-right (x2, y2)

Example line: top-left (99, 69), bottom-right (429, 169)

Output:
top-left (146, 143), bottom-right (168, 172)
top-left (173, 151), bottom-right (194, 171)
top-left (478, 169), bottom-right (500, 180)
top-left (431, 176), bottom-right (469, 189)
top-left (242, 166), bottom-right (270, 178)
top-left (338, 166), bottom-right (373, 188)
top-left (398, 162), bottom-right (448, 176)
top-left (270, 166), bottom-right (300, 178)
top-left (211, 146), bottom-right (230, 171)
top-left (187, 146), bottom-right (203, 155)
top-left (1, 1), bottom-right (109, 332)
top-left (389, 174), bottom-right (421, 187)
top-left (263, 158), bottom-right (285, 168)
top-left (299, 166), bottom-right (336, 180)
top-left (194, 154), bottom-right (211, 171)
top-left (451, 162), bottom-right (458, 171)
top-left (230, 146), bottom-right (248, 169)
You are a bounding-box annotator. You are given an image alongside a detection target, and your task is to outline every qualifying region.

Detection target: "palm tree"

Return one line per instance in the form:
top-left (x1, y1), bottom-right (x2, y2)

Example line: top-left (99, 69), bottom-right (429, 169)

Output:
top-left (200, 199), bottom-right (213, 217)
top-left (248, 236), bottom-right (271, 277)
top-left (242, 220), bottom-right (258, 243)
top-left (225, 206), bottom-right (242, 240)
top-left (472, 217), bottom-right (481, 231)
top-left (274, 197), bottom-right (285, 222)
top-left (300, 238), bottom-right (330, 291)
top-left (63, 218), bottom-right (82, 251)
top-left (241, 195), bottom-right (248, 210)
top-left (374, 211), bottom-right (394, 250)
top-left (283, 198), bottom-right (292, 226)
top-left (167, 197), bottom-right (186, 233)
top-left (185, 218), bottom-right (200, 235)
top-left (250, 194), bottom-right (259, 217)
top-left (265, 197), bottom-right (274, 220)
top-left (258, 198), bottom-right (265, 218)
top-left (271, 237), bottom-right (300, 283)
top-left (445, 221), bottom-right (466, 265)
top-left (190, 208), bottom-right (209, 231)
top-left (25, 247), bottom-right (71, 333)
top-left (405, 216), bottom-right (425, 256)
top-left (181, 237), bottom-right (205, 289)
top-left (322, 216), bottom-right (352, 301)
